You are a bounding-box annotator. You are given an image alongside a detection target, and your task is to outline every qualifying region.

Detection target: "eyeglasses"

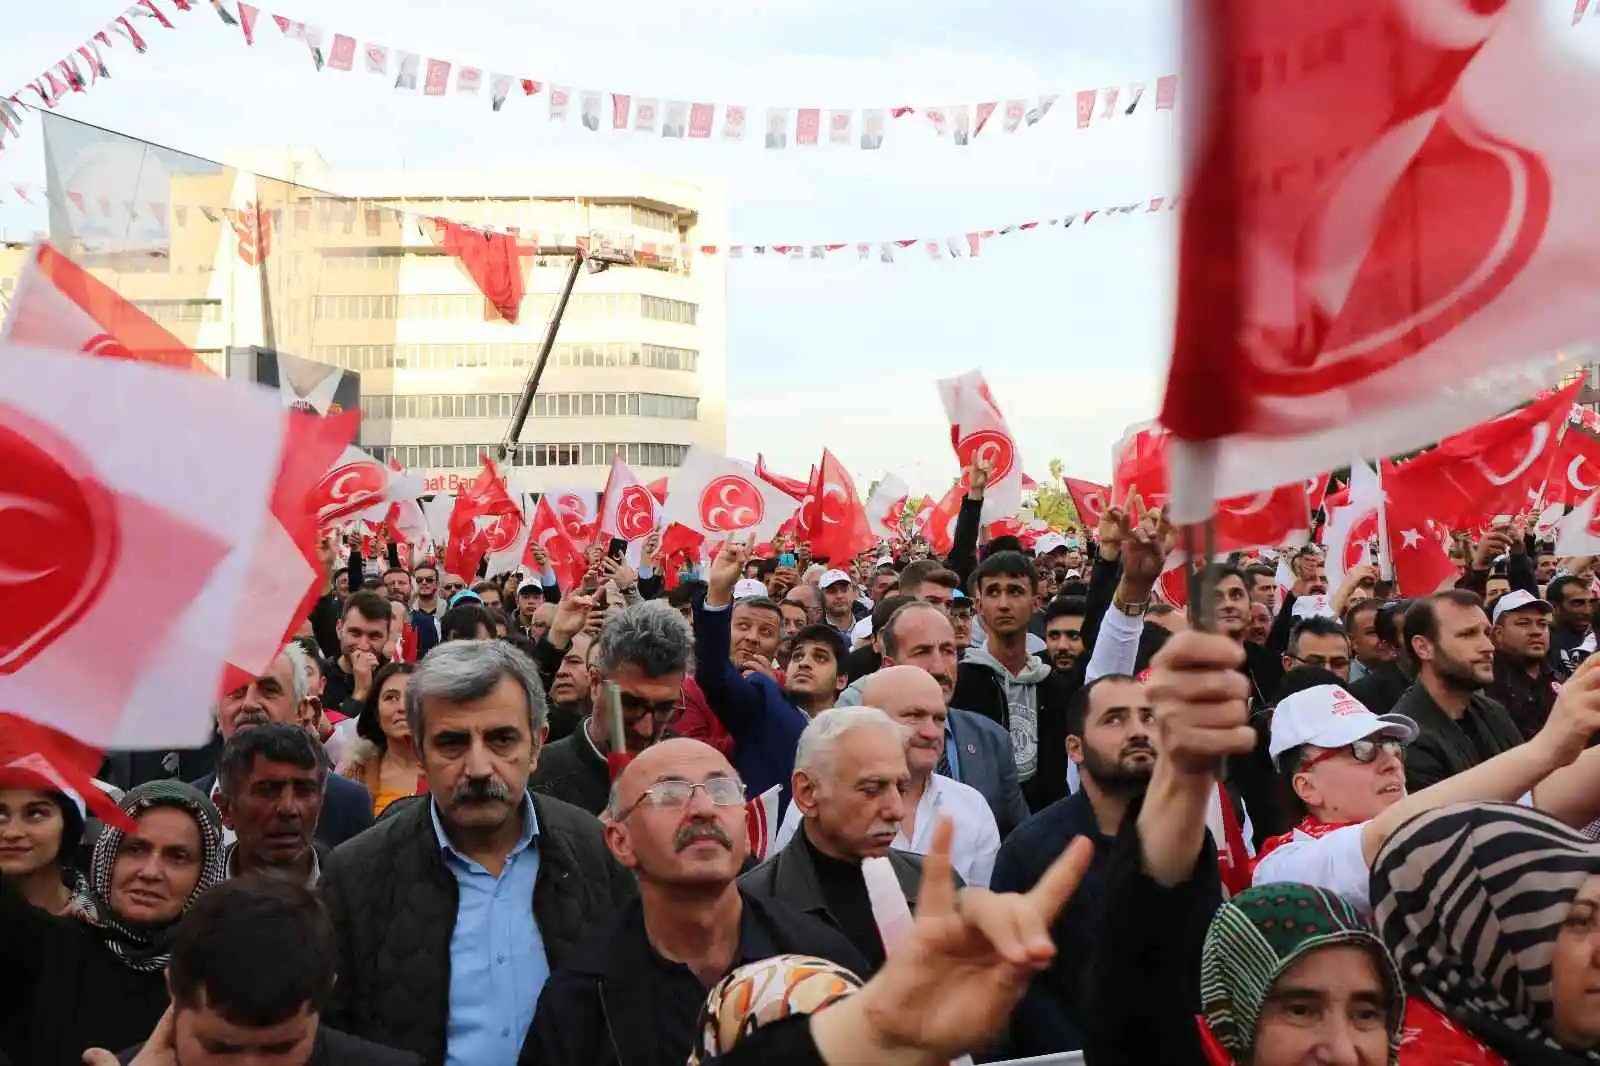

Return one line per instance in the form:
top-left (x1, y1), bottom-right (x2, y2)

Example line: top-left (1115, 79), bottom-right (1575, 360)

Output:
top-left (616, 777), bottom-right (747, 820)
top-left (617, 690), bottom-right (686, 722)
top-left (1290, 654), bottom-right (1352, 672)
top-left (1299, 738), bottom-right (1405, 772)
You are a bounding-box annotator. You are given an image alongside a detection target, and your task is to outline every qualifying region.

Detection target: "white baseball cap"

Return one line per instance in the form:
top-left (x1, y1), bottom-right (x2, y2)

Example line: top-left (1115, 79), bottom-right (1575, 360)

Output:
top-left (1036, 532), bottom-right (1069, 554)
top-left (1268, 684), bottom-right (1419, 761)
top-left (1491, 588), bottom-right (1552, 625)
top-left (733, 578), bottom-right (769, 601)
top-left (819, 568), bottom-right (852, 589)
top-left (1291, 594), bottom-right (1336, 620)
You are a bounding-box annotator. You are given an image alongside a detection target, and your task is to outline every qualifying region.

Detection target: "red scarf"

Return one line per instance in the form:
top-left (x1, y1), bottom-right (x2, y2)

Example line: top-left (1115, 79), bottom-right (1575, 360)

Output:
top-left (1253, 815), bottom-right (1360, 870)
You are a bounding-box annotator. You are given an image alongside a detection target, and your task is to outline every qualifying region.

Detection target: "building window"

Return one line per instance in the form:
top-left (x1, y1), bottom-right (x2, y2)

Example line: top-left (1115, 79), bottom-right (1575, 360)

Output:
top-left (131, 298), bottom-right (222, 324)
top-left (631, 205), bottom-right (676, 231)
top-left (381, 442), bottom-right (689, 468)
top-left (360, 392), bottom-right (698, 421)
top-left (312, 294), bottom-right (399, 321)
top-left (640, 296), bottom-right (698, 325)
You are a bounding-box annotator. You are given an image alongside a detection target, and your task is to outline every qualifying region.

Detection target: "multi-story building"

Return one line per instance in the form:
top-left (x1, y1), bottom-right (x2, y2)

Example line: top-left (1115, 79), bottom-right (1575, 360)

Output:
top-left (3, 145), bottom-right (727, 496)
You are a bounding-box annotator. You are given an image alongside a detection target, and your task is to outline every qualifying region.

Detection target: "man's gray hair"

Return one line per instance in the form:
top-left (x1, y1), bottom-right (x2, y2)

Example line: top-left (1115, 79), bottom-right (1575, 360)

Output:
top-left (405, 639), bottom-right (549, 749)
top-left (280, 643), bottom-right (311, 706)
top-left (794, 706), bottom-right (908, 781)
top-left (595, 600), bottom-right (694, 679)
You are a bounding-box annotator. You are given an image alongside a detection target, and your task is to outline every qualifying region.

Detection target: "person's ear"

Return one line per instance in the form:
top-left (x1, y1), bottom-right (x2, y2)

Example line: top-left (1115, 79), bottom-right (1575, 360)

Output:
top-left (215, 793), bottom-right (236, 831)
top-left (603, 820), bottom-right (637, 868)
top-left (1066, 735), bottom-right (1084, 766)
top-left (791, 770), bottom-right (820, 816)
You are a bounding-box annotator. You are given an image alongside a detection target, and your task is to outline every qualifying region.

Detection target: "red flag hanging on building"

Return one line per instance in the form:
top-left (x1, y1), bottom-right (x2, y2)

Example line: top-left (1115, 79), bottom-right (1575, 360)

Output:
top-left (1161, 0), bottom-right (1599, 520)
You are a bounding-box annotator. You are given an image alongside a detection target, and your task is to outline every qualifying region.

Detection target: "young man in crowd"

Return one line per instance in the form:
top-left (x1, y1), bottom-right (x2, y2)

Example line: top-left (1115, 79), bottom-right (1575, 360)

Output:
top-left (1488, 588), bottom-right (1562, 740)
top-left (1041, 596), bottom-right (1087, 674)
top-left (321, 591), bottom-right (392, 720)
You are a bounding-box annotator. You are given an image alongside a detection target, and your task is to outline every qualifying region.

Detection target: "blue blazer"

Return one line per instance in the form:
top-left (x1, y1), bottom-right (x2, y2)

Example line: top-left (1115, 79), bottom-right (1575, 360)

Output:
top-left (948, 707), bottom-right (1031, 838)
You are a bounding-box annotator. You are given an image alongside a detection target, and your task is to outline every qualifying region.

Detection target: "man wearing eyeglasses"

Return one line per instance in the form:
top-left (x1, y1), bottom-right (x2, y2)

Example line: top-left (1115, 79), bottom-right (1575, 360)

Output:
top-left (1280, 615), bottom-right (1353, 682)
top-left (532, 602), bottom-right (695, 816)
top-left (1254, 677), bottom-right (1600, 914)
top-left (525, 738), bottom-right (868, 1066)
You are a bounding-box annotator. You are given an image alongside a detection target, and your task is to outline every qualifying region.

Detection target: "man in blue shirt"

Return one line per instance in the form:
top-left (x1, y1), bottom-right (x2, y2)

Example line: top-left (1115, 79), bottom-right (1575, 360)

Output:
top-left (320, 640), bottom-right (636, 1065)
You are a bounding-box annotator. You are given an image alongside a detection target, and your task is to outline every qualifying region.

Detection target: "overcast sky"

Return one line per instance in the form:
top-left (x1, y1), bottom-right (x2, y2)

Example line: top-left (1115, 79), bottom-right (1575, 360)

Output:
top-left (2, 1), bottom-right (1592, 493)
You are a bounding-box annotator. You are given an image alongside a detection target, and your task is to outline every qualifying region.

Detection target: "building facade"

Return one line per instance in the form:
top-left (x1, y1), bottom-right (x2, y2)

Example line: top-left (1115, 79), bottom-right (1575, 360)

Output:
top-left (3, 149), bottom-right (727, 496)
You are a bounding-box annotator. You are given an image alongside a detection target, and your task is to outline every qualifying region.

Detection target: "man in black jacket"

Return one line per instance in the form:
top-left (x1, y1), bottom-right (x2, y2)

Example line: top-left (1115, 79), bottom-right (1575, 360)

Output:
top-left (524, 739), bottom-right (867, 1066)
top-left (94, 878), bottom-right (420, 1066)
top-left (320, 640), bottom-right (636, 1066)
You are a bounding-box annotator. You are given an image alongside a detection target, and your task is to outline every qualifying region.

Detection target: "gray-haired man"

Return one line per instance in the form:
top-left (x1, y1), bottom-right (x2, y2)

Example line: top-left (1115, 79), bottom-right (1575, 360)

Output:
top-left (319, 640), bottom-right (636, 1066)
top-left (531, 601), bottom-right (696, 815)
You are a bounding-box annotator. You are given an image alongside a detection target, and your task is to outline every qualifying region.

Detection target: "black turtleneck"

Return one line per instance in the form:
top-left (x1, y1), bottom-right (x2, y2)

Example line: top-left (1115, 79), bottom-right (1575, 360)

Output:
top-left (799, 829), bottom-right (885, 971)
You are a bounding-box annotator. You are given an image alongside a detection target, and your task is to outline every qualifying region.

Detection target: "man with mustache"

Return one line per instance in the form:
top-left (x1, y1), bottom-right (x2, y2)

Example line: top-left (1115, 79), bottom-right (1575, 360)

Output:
top-left (525, 739), bottom-right (867, 1066)
top-left (740, 707), bottom-right (939, 974)
top-left (770, 666), bottom-right (1000, 886)
top-left (319, 640), bottom-right (636, 1066)
top-left (213, 721), bottom-right (327, 888)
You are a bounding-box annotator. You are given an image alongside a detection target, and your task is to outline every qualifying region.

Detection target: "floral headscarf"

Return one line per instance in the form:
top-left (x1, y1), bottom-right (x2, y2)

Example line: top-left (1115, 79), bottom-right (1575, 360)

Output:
top-left (83, 779), bottom-right (227, 972)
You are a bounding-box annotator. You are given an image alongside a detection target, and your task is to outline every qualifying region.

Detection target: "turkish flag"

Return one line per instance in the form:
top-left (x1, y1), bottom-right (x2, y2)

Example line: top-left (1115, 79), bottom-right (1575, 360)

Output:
top-left (524, 495), bottom-right (588, 593)
top-left (656, 522), bottom-right (707, 591)
top-left (599, 454), bottom-right (663, 543)
top-left (661, 447), bottom-right (798, 542)
top-left (1385, 381), bottom-right (1580, 530)
top-left (1384, 492), bottom-right (1457, 596)
top-left (938, 369), bottom-right (1023, 526)
top-left (0, 243), bottom-right (211, 374)
top-left (483, 498), bottom-right (533, 577)
top-left (1161, 0), bottom-right (1600, 519)
top-left (1545, 429), bottom-right (1600, 508)
top-left (444, 455), bottom-right (519, 579)
top-left (917, 481), bottom-right (966, 557)
top-left (1111, 423), bottom-right (1171, 508)
top-left (541, 486), bottom-right (599, 546)
top-left (864, 473), bottom-right (910, 541)
top-left (1063, 478), bottom-right (1111, 529)
top-left (808, 449), bottom-right (876, 562)
top-left (0, 715), bottom-right (134, 831)
top-left (0, 342), bottom-right (286, 749)
top-left (1321, 462), bottom-right (1384, 589)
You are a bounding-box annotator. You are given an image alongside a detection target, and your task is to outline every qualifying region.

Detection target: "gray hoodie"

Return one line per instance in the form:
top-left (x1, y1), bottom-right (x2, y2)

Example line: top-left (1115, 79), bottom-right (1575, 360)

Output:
top-left (961, 645), bottom-right (1053, 782)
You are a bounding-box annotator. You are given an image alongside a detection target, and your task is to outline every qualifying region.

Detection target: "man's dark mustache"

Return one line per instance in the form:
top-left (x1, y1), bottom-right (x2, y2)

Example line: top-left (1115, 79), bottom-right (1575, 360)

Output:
top-left (675, 823), bottom-right (732, 851)
top-left (452, 777), bottom-right (512, 803)
top-left (1121, 743), bottom-right (1155, 760)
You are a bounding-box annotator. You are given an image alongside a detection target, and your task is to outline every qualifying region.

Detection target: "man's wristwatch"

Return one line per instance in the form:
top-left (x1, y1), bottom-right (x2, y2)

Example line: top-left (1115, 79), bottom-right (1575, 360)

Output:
top-left (1112, 595), bottom-right (1148, 617)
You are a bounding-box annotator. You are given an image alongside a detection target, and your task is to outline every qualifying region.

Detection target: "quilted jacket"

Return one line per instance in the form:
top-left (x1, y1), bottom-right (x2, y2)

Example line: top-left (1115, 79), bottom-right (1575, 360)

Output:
top-left (319, 792), bottom-right (637, 1064)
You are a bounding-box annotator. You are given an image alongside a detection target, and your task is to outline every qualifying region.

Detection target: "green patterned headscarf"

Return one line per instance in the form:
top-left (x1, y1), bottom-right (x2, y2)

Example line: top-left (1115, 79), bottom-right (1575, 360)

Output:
top-left (1201, 883), bottom-right (1405, 1064)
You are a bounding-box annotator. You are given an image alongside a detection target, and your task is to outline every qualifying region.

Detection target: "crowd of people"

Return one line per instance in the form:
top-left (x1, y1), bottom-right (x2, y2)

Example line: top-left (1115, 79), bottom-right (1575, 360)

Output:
top-left (7, 454), bottom-right (1600, 1066)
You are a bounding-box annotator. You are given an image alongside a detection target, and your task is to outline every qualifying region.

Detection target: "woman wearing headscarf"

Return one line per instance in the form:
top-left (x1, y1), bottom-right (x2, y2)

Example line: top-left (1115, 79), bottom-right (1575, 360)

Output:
top-left (0, 785), bottom-right (93, 916)
top-left (1084, 628), bottom-right (1507, 1066)
top-left (1373, 802), bottom-right (1600, 1064)
top-left (0, 779), bottom-right (226, 1066)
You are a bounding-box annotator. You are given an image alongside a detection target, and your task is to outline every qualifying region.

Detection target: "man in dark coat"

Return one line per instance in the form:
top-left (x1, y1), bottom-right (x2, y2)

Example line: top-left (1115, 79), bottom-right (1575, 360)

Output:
top-left (524, 739), bottom-right (867, 1066)
top-left (320, 641), bottom-right (635, 1065)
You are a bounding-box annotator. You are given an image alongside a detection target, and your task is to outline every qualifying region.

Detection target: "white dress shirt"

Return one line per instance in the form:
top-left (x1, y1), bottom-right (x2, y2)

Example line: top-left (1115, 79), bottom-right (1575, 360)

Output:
top-left (772, 772), bottom-right (1001, 887)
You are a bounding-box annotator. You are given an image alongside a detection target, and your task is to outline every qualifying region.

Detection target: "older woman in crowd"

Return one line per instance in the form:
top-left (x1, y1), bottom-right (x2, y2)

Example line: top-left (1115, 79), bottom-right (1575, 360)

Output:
top-left (0, 779), bottom-right (227, 1066)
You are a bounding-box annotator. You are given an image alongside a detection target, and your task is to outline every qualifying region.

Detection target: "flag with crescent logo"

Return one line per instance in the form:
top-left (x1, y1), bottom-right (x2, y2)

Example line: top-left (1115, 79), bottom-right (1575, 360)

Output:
top-left (1160, 0), bottom-right (1598, 521)
top-left (1062, 478), bottom-right (1110, 529)
top-left (863, 472), bottom-right (911, 540)
top-left (1384, 380), bottom-right (1581, 531)
top-left (525, 495), bottom-right (587, 593)
top-left (444, 455), bottom-right (518, 580)
top-left (807, 449), bottom-right (876, 562)
top-left (1535, 421), bottom-right (1600, 509)
top-left (938, 369), bottom-right (1023, 527)
top-left (1321, 462), bottom-right (1385, 592)
top-left (915, 481), bottom-right (966, 558)
top-left (0, 340), bottom-right (289, 749)
top-left (661, 447), bottom-right (799, 542)
top-left (598, 454), bottom-right (664, 544)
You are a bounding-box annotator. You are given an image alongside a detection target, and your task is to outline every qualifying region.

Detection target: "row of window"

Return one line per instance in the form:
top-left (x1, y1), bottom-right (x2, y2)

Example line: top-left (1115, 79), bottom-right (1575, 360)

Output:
top-left (131, 299), bottom-right (223, 324)
top-left (309, 293), bottom-right (698, 325)
top-left (360, 391), bottom-right (699, 421)
top-left (364, 441), bottom-right (689, 470)
top-left (310, 341), bottom-right (700, 373)
top-left (334, 198), bottom-right (682, 235)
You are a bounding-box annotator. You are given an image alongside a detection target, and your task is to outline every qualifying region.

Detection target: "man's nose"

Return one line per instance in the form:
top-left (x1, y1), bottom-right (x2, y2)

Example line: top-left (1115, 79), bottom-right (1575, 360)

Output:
top-left (881, 788), bottom-right (906, 823)
top-left (463, 738), bottom-right (495, 777)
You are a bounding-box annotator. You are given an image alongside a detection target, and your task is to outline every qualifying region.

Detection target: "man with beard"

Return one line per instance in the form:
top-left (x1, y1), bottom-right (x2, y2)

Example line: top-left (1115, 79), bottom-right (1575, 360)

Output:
top-left (1041, 596), bottom-right (1087, 673)
top-left (525, 740), bottom-right (866, 1066)
top-left (782, 624), bottom-right (850, 715)
top-left (321, 591), bottom-right (392, 720)
top-left (1390, 589), bottom-right (1525, 792)
top-left (214, 722), bottom-right (328, 888)
top-left (319, 640), bottom-right (634, 1065)
top-left (531, 603), bottom-right (694, 815)
top-left (1546, 573), bottom-right (1594, 677)
top-left (1488, 589), bottom-right (1562, 740)
top-left (989, 673), bottom-right (1167, 1056)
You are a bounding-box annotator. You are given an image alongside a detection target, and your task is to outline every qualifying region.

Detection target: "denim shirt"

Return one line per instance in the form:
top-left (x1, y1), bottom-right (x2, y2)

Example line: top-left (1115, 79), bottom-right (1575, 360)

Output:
top-left (430, 795), bottom-right (548, 1066)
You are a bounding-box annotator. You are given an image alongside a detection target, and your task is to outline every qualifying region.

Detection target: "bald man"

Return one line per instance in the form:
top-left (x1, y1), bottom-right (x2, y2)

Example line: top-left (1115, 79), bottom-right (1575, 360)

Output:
top-left (526, 739), bottom-right (867, 1066)
top-left (771, 667), bottom-right (1002, 886)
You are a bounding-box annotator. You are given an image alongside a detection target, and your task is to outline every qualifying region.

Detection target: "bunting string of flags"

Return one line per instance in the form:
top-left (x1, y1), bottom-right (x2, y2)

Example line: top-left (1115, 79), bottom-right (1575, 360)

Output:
top-left (2, 161), bottom-right (1179, 265)
top-left (0, 0), bottom-right (1186, 154)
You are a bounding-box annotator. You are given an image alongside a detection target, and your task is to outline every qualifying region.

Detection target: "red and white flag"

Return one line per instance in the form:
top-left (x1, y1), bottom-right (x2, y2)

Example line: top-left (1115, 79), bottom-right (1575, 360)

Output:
top-left (916, 481), bottom-right (966, 558)
top-left (310, 445), bottom-right (420, 530)
top-left (483, 498), bottom-right (532, 577)
top-left (1543, 429), bottom-right (1600, 509)
top-left (745, 784), bottom-right (782, 861)
top-left (662, 447), bottom-right (799, 543)
top-left (444, 455), bottom-right (519, 580)
top-left (1383, 489), bottom-right (1457, 596)
top-left (864, 472), bottom-right (911, 540)
top-left (542, 486), bottom-right (599, 545)
top-left (1063, 478), bottom-right (1111, 529)
top-left (1321, 462), bottom-right (1385, 589)
top-left (0, 342), bottom-right (287, 749)
top-left (524, 494), bottom-right (588, 592)
top-left (1162, 0), bottom-right (1598, 520)
top-left (598, 454), bottom-right (663, 543)
top-left (938, 369), bottom-right (1023, 526)
top-left (806, 449), bottom-right (877, 562)
top-left (754, 454), bottom-right (812, 501)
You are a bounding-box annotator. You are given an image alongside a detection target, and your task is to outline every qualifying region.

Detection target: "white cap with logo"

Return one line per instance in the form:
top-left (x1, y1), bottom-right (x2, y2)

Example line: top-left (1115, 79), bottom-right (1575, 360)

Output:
top-left (1491, 588), bottom-right (1553, 625)
top-left (819, 568), bottom-right (853, 589)
top-left (1268, 684), bottom-right (1420, 761)
top-left (733, 578), bottom-right (769, 601)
